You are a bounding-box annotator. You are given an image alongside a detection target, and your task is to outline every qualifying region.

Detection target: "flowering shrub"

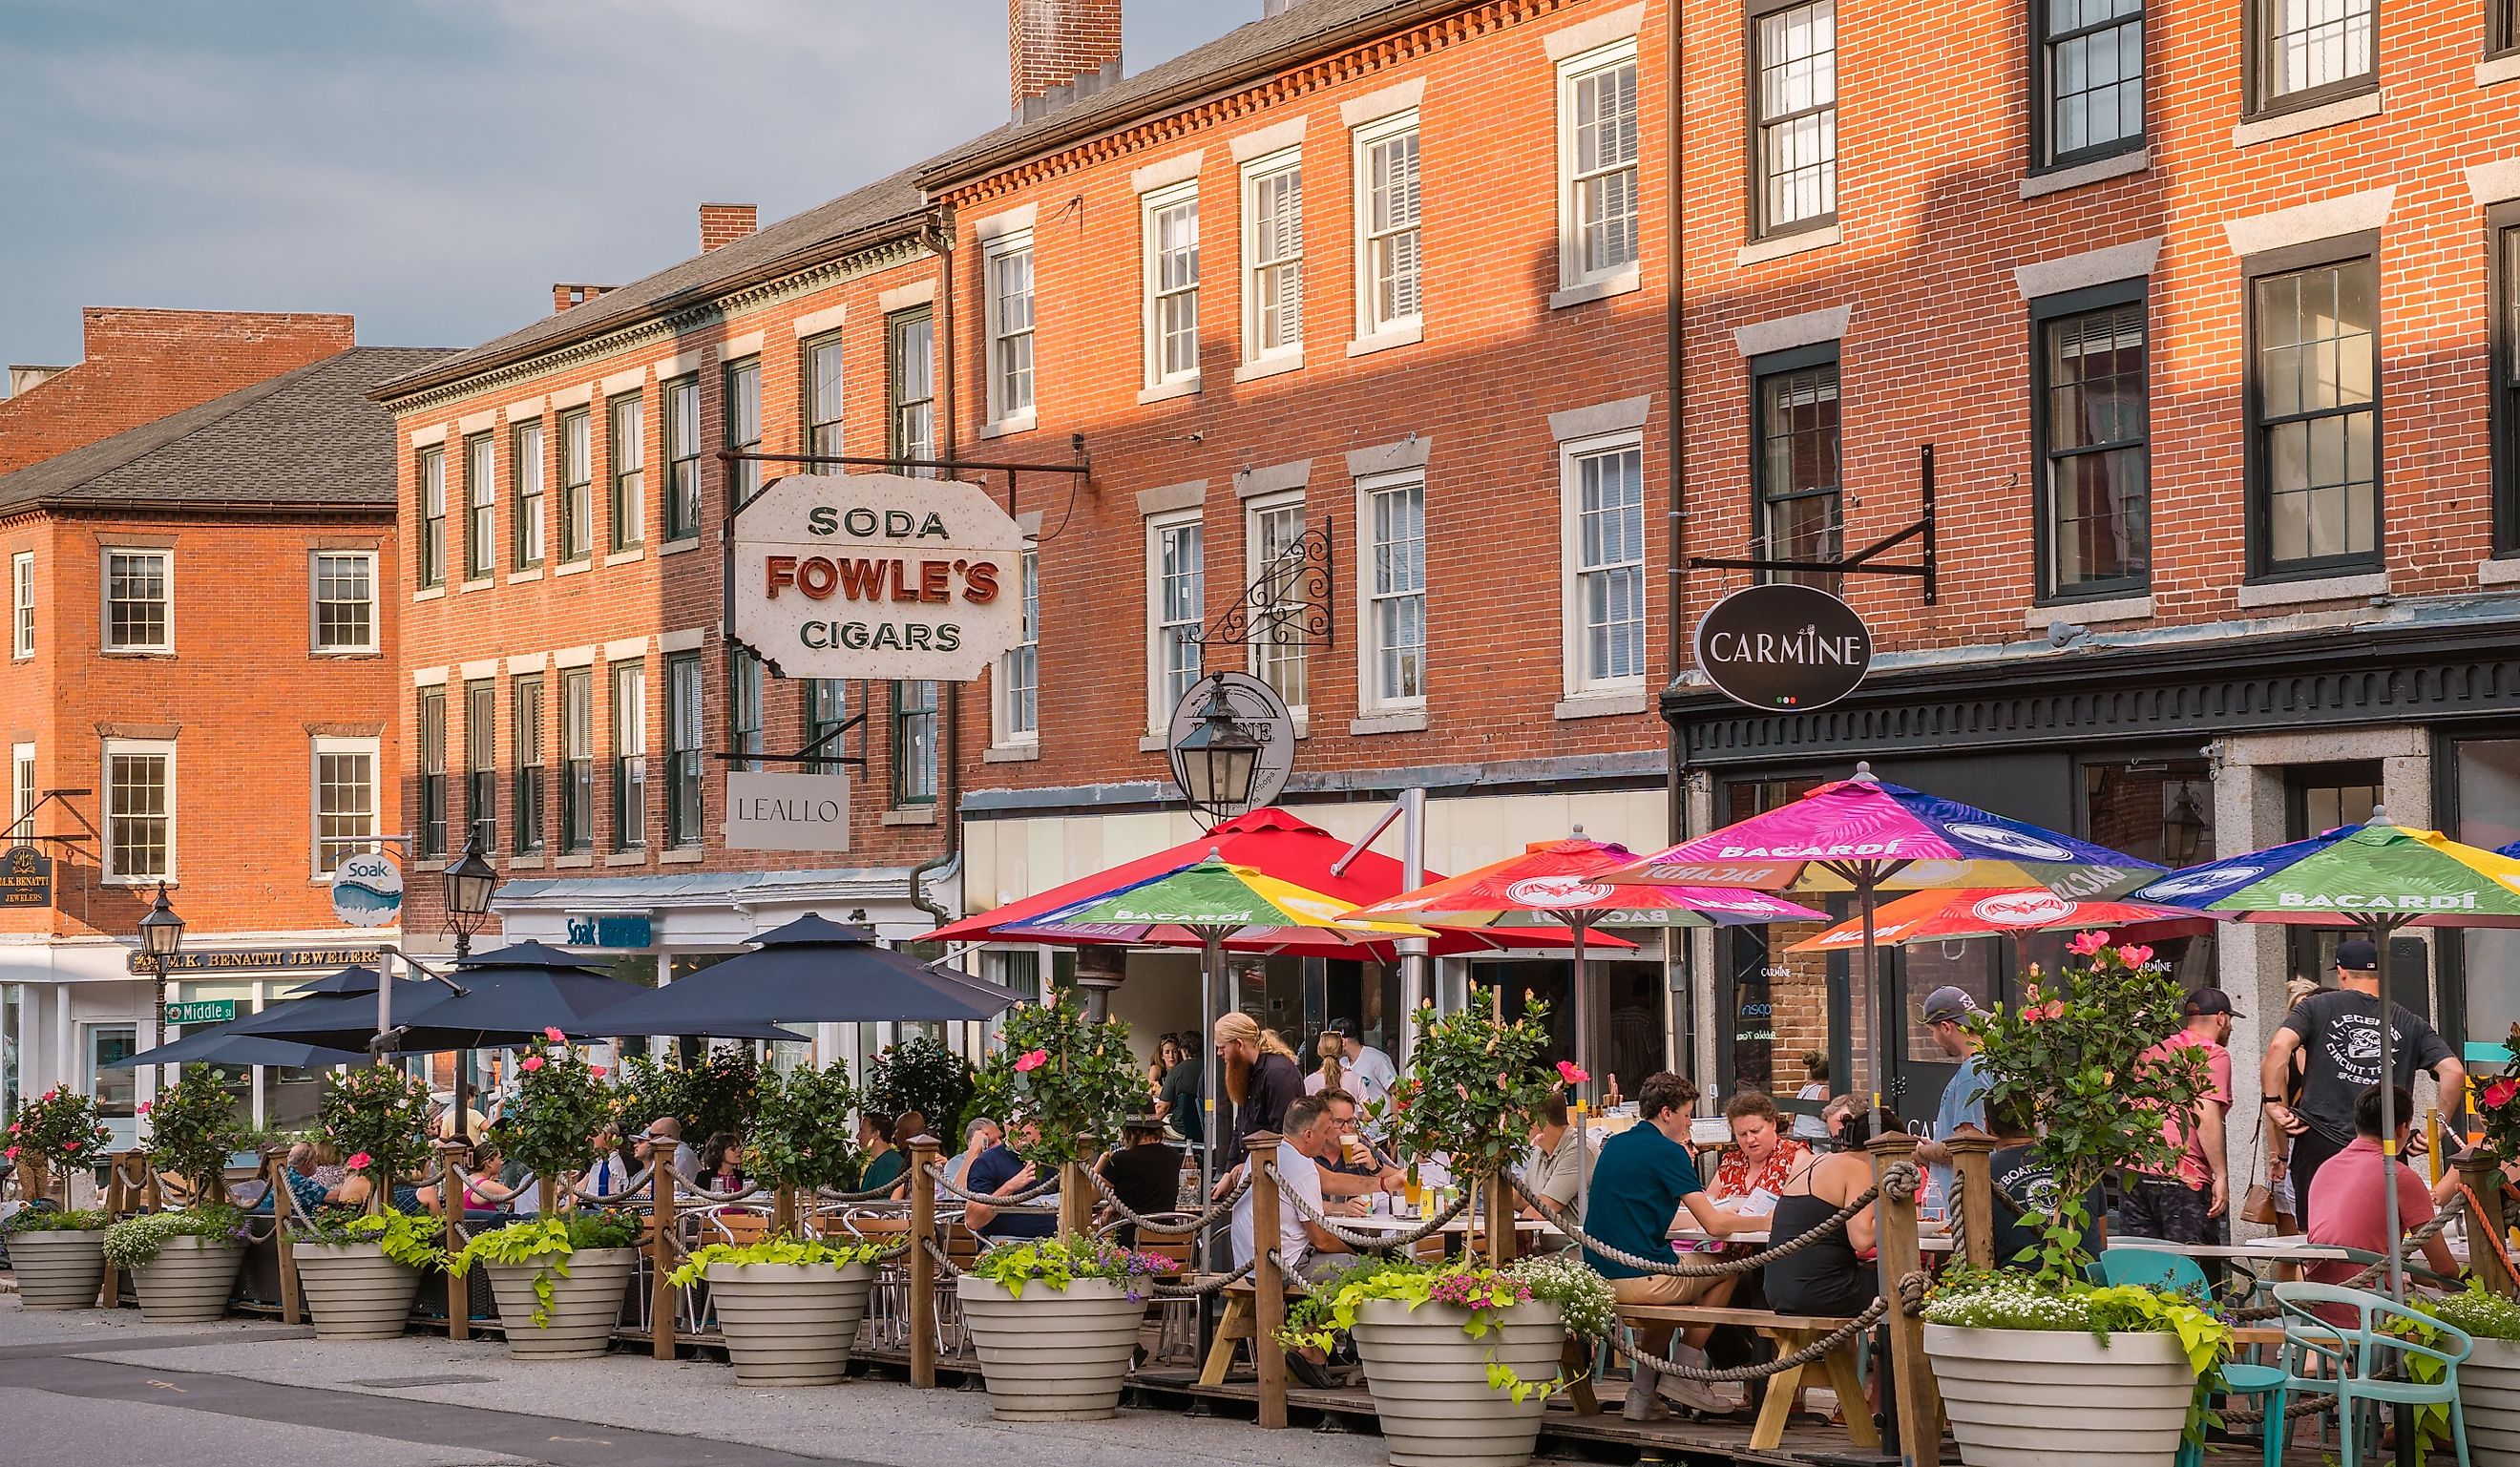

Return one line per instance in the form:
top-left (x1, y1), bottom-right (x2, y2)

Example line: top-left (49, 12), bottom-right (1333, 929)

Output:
top-left (316, 1064), bottom-right (431, 1186)
top-left (5, 1086), bottom-right (111, 1199)
top-left (2415, 1280), bottom-right (2520, 1343)
top-left (748, 1060), bottom-right (863, 1192)
top-left (861, 1033), bottom-right (976, 1143)
top-left (969, 994), bottom-right (1144, 1173)
top-left (611, 1045), bottom-right (759, 1143)
top-left (964, 1235), bottom-right (1180, 1299)
top-left (2474, 1023), bottom-right (2520, 1164)
top-left (668, 1234), bottom-right (892, 1289)
top-left (1505, 1251), bottom-right (1617, 1339)
top-left (146, 1063), bottom-right (249, 1204)
top-left (1373, 992), bottom-right (1564, 1184)
top-left (1925, 1269), bottom-right (2234, 1441)
top-left (101, 1205), bottom-right (247, 1269)
top-left (491, 1037), bottom-right (614, 1184)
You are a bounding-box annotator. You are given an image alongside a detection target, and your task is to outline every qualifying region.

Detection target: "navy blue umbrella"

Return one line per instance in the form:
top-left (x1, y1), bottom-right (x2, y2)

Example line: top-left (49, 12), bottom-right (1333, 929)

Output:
top-left (589, 913), bottom-right (1015, 1033)
top-left (111, 1032), bottom-right (368, 1071)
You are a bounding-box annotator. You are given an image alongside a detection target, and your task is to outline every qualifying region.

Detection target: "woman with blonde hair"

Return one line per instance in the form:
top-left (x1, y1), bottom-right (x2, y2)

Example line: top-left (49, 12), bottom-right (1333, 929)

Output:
top-left (1304, 1029), bottom-right (1345, 1096)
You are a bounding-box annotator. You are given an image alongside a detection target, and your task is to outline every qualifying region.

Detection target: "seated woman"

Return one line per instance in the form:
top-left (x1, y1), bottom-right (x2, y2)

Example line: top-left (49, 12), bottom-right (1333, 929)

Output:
top-left (414, 1144), bottom-right (527, 1218)
top-left (1763, 1095), bottom-right (1880, 1319)
top-left (698, 1132), bottom-right (748, 1194)
top-left (1709, 1090), bottom-right (1812, 1215)
top-left (855, 1113), bottom-right (905, 1197)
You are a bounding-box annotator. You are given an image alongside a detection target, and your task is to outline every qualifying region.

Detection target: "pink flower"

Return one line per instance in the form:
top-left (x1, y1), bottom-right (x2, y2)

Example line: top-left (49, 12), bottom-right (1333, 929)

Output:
top-left (2, 1146), bottom-right (15, 1162)
top-left (136, 1101), bottom-right (152, 1117)
top-left (2116, 943), bottom-right (2154, 968)
top-left (2043, 1000), bottom-right (2066, 1020)
top-left (2067, 931), bottom-right (2110, 956)
top-left (543, 1026), bottom-right (566, 1043)
top-left (346, 1152), bottom-right (371, 1172)
top-left (520, 1056), bottom-right (545, 1073)
top-left (588, 1065), bottom-right (607, 1079)
top-left (1013, 1048), bottom-right (1048, 1073)
top-left (2485, 1079), bottom-right (2520, 1111)
top-left (1556, 1060), bottom-right (1590, 1085)
top-left (61, 1142), bottom-right (77, 1152)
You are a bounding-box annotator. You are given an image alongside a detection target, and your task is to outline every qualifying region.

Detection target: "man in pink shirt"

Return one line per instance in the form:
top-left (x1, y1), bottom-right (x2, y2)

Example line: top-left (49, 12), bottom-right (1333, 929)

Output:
top-left (2305, 1085), bottom-right (2462, 1295)
top-left (2122, 988), bottom-right (2237, 1246)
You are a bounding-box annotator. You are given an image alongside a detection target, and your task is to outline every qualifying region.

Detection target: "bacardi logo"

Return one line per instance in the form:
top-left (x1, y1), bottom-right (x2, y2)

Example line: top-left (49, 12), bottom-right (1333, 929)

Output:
top-left (1505, 876), bottom-right (1618, 910)
top-left (1970, 891), bottom-right (2075, 927)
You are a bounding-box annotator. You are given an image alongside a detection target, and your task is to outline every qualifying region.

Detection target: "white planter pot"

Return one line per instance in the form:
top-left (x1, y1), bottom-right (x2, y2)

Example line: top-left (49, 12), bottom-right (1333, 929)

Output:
top-left (706, 1261), bottom-right (876, 1386)
top-left (1925, 1323), bottom-right (2194, 1467)
top-left (956, 1275), bottom-right (1144, 1421)
top-left (294, 1242), bottom-right (422, 1341)
top-left (6, 1229), bottom-right (106, 1309)
top-left (132, 1235), bottom-right (244, 1324)
top-left (2470, 1336), bottom-right (2520, 1467)
top-left (483, 1247), bottom-right (636, 1360)
top-left (1352, 1298), bottom-right (1565, 1467)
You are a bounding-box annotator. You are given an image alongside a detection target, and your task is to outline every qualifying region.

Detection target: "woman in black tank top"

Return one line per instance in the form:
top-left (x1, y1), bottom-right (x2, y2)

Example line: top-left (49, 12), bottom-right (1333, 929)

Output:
top-left (1763, 1103), bottom-right (1882, 1320)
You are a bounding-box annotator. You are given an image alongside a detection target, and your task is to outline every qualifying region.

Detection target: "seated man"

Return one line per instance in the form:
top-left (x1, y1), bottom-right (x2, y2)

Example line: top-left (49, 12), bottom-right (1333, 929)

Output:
top-left (2306, 1085), bottom-right (2462, 1294)
top-left (1521, 1096), bottom-right (1593, 1218)
top-left (247, 1142), bottom-right (333, 1218)
top-left (1312, 1086), bottom-right (1405, 1213)
top-left (962, 1121), bottom-right (1055, 1241)
top-left (1226, 1095), bottom-right (1355, 1285)
top-left (1983, 1100), bottom-right (2104, 1268)
top-left (1094, 1116), bottom-right (1183, 1247)
top-left (1582, 1071), bottom-right (1761, 1421)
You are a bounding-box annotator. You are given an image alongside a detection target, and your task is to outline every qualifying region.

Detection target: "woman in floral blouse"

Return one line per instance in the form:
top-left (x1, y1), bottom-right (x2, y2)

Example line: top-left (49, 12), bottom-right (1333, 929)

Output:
top-left (1710, 1090), bottom-right (1811, 1210)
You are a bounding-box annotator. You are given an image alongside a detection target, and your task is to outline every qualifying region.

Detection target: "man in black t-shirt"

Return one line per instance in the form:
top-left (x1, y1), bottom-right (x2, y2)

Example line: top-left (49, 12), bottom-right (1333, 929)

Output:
top-left (2261, 938), bottom-right (2464, 1206)
top-left (1211, 1011), bottom-right (1304, 1196)
top-left (964, 1121), bottom-right (1056, 1241)
top-left (1984, 1103), bottom-right (2106, 1268)
top-left (1096, 1117), bottom-right (1184, 1247)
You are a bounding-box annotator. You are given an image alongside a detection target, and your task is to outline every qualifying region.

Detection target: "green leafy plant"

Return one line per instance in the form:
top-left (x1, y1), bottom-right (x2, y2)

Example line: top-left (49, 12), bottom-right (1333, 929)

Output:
top-left (1279, 1252), bottom-right (1576, 1401)
top-left (749, 1061), bottom-right (863, 1191)
top-left (450, 1210), bottom-right (640, 1327)
top-left (1, 1206), bottom-right (109, 1234)
top-left (300, 1206), bottom-right (446, 1270)
top-left (2473, 1022), bottom-right (2520, 1163)
top-left (612, 1046), bottom-right (760, 1144)
top-left (5, 1086), bottom-right (112, 1200)
top-left (101, 1205), bottom-right (247, 1269)
top-left (490, 1035), bottom-right (615, 1184)
top-left (666, 1234), bottom-right (890, 1289)
top-left (1923, 1269), bottom-right (2233, 1441)
top-left (144, 1063), bottom-right (251, 1205)
top-left (1371, 992), bottom-right (1564, 1185)
top-left (862, 1034), bottom-right (976, 1143)
top-left (963, 1235), bottom-right (1179, 1299)
top-left (317, 1064), bottom-right (432, 1187)
top-left (969, 995), bottom-right (1144, 1175)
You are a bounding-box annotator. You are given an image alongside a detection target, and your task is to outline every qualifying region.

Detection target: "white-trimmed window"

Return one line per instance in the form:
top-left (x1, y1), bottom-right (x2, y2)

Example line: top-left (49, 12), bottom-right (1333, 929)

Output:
top-left (310, 736), bottom-right (379, 877)
top-left (1752, 0), bottom-right (1838, 237)
top-left (10, 743), bottom-right (33, 832)
top-left (1561, 42), bottom-right (1641, 288)
top-left (309, 551), bottom-right (376, 653)
top-left (463, 431), bottom-right (495, 579)
top-left (986, 232), bottom-right (1037, 427)
top-left (417, 445), bottom-right (446, 588)
top-left (1562, 434), bottom-right (1648, 693)
top-left (10, 551), bottom-right (31, 659)
top-left (558, 406), bottom-right (593, 563)
top-left (802, 337), bottom-right (845, 457)
top-left (1242, 151), bottom-right (1304, 364)
top-left (1354, 113), bottom-right (1423, 340)
top-left (1360, 472), bottom-right (1427, 710)
top-left (103, 738), bottom-right (172, 883)
top-left (724, 356), bottom-right (763, 501)
top-left (1143, 182), bottom-right (1202, 388)
top-left (1146, 512), bottom-right (1205, 727)
top-left (998, 546), bottom-right (1039, 744)
top-left (1246, 494), bottom-right (1309, 712)
top-left (102, 548), bottom-right (170, 653)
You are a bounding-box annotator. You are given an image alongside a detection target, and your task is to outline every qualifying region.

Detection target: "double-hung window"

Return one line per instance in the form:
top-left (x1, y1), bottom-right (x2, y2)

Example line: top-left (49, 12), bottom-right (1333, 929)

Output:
top-left (313, 736), bottom-right (378, 877)
top-left (103, 739), bottom-right (172, 883)
top-left (1146, 513), bottom-right (1205, 726)
top-left (1355, 115), bottom-right (1422, 339)
top-left (557, 407), bottom-right (593, 563)
top-left (986, 234), bottom-right (1037, 426)
top-left (611, 660), bottom-right (645, 850)
top-left (1750, 0), bottom-right (1837, 237)
top-left (1751, 346), bottom-right (1843, 590)
top-left (609, 391), bottom-right (644, 552)
top-left (730, 647), bottom-right (764, 771)
top-left (2249, 0), bottom-right (2375, 115)
top-left (10, 744), bottom-right (32, 834)
top-left (1361, 473), bottom-right (1427, 711)
top-left (1143, 183), bottom-right (1202, 388)
top-left (1561, 44), bottom-right (1641, 287)
top-left (662, 379), bottom-right (700, 541)
top-left (802, 337), bottom-right (845, 458)
top-left (464, 679), bottom-right (496, 854)
top-left (560, 668), bottom-right (594, 853)
top-left (724, 356), bottom-right (762, 503)
top-left (463, 432), bottom-right (495, 580)
top-left (2032, 281), bottom-right (2152, 598)
top-left (1243, 153), bottom-right (1304, 364)
top-left (892, 681), bottom-right (938, 807)
top-left (2495, 207), bottom-right (2520, 552)
top-left (806, 679), bottom-right (849, 772)
top-left (103, 549), bottom-right (170, 653)
top-left (512, 418), bottom-right (545, 569)
top-left (2036, 0), bottom-right (2144, 167)
top-left (1564, 436), bottom-right (1647, 693)
top-left (888, 310), bottom-right (935, 471)
top-left (1247, 496), bottom-right (1309, 711)
top-left (998, 550), bottom-right (1039, 744)
top-left (513, 675), bottom-right (546, 856)
top-left (10, 551), bottom-right (31, 659)
top-left (665, 654), bottom-right (704, 848)
top-left (416, 688), bottom-right (447, 860)
top-left (309, 551), bottom-right (375, 654)
top-left (2246, 241), bottom-right (2379, 577)
top-left (417, 445), bottom-right (446, 588)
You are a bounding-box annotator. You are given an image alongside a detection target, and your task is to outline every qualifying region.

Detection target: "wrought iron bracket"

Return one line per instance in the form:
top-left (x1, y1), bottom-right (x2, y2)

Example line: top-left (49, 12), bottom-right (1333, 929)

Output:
top-left (1689, 443), bottom-right (1940, 604)
top-left (709, 709), bottom-right (869, 770)
top-left (1197, 518), bottom-right (1335, 649)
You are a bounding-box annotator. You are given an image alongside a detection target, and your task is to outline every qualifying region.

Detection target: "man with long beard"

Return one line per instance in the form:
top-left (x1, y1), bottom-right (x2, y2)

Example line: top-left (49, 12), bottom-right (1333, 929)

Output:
top-left (1210, 1010), bottom-right (1304, 1200)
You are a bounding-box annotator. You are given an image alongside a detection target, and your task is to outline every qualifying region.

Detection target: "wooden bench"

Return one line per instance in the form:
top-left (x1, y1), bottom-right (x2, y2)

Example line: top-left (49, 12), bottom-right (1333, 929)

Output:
top-left (1615, 1304), bottom-right (1880, 1453)
top-left (1200, 1277), bottom-right (1310, 1386)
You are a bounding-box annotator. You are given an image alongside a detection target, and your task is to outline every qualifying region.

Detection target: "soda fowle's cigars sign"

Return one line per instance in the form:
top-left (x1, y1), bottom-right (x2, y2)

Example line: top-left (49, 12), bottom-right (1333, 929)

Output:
top-left (1692, 583), bottom-right (1873, 711)
top-left (732, 472), bottom-right (1024, 681)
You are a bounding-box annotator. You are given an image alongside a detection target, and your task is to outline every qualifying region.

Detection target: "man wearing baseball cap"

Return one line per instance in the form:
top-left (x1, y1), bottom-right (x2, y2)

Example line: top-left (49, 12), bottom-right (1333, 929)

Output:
top-left (2262, 938), bottom-right (2464, 1205)
top-left (2122, 988), bottom-right (2241, 1247)
top-left (1914, 985), bottom-right (1988, 1207)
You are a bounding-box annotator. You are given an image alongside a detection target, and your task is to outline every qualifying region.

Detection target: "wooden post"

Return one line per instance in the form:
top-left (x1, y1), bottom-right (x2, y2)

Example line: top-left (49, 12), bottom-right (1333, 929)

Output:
top-left (2455, 1150), bottom-right (2515, 1297)
top-left (649, 1157), bottom-right (678, 1360)
top-left (1248, 1130), bottom-right (1288, 1429)
top-left (908, 1134), bottom-right (940, 1389)
top-left (440, 1143), bottom-right (468, 1341)
top-left (1482, 1165), bottom-right (1517, 1266)
top-left (773, 1183), bottom-right (797, 1238)
top-left (537, 1170), bottom-right (557, 1218)
top-left (1946, 1128), bottom-right (1997, 1272)
top-left (1059, 1160), bottom-right (1092, 1243)
top-left (96, 1151), bottom-right (135, 1309)
top-left (267, 1151), bottom-right (304, 1327)
top-left (1869, 1130), bottom-right (1941, 1467)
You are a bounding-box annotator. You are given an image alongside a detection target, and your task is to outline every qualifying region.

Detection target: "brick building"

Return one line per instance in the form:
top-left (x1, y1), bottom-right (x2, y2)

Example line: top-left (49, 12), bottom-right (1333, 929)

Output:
top-left (0, 331), bottom-right (444, 1142)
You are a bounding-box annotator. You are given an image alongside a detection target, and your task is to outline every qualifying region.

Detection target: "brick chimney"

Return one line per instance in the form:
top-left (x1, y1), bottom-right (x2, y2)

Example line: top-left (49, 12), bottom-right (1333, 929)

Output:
top-left (699, 203), bottom-right (759, 252)
top-left (552, 283), bottom-right (614, 314)
top-left (1009, 0), bottom-right (1124, 123)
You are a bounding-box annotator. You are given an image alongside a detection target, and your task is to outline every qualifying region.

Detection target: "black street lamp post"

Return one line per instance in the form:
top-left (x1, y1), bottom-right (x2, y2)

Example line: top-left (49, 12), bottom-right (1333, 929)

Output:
top-left (442, 835), bottom-right (499, 961)
top-left (1171, 675), bottom-right (1266, 828)
top-left (138, 879), bottom-right (185, 1041)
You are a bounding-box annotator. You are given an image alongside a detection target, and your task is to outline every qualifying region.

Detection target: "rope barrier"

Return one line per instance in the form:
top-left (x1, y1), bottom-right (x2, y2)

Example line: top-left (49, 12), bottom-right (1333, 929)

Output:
top-left (570, 1163), bottom-right (654, 1205)
top-left (1596, 1295), bottom-right (1892, 1382)
top-left (1148, 1255), bottom-right (1255, 1299)
top-left (922, 1163), bottom-right (1060, 1214)
top-left (1506, 1166), bottom-right (1886, 1278)
top-left (2220, 1190), bottom-right (2468, 1322)
top-left (814, 1179), bottom-right (913, 1203)
top-left (1273, 1167), bottom-right (1469, 1252)
top-left (675, 1179), bottom-right (767, 1206)
top-left (1085, 1162), bottom-right (1249, 1235)
top-left (922, 1236), bottom-right (962, 1279)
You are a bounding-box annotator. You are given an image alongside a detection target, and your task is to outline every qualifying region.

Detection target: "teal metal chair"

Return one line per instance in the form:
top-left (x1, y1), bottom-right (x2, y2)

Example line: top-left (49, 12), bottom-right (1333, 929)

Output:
top-left (2268, 1281), bottom-right (2472, 1467)
top-left (2090, 1247), bottom-right (2287, 1467)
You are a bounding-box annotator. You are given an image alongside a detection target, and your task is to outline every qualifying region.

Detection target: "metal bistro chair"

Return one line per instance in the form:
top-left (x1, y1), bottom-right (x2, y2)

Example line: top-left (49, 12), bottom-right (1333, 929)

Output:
top-left (1102, 1210), bottom-right (1200, 1369)
top-left (2091, 1247), bottom-right (2285, 1467)
top-left (2267, 1281), bottom-right (2473, 1467)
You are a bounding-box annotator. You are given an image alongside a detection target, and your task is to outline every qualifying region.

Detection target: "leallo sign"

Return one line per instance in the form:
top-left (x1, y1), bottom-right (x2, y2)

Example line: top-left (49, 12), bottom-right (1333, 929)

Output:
top-left (732, 472), bottom-right (1023, 681)
top-left (1692, 583), bottom-right (1872, 711)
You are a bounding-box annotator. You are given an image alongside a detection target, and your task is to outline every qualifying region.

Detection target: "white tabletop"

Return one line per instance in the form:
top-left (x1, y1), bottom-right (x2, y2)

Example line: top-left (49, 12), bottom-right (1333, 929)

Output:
top-left (1334, 1211), bottom-right (1566, 1239)
top-left (2111, 1235), bottom-right (2467, 1266)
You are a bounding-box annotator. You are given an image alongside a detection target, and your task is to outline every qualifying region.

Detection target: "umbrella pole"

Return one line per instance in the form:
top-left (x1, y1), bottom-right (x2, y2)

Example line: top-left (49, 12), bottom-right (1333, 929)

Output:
top-left (2373, 917), bottom-right (2404, 1302)
top-left (1199, 929), bottom-right (1223, 1259)
top-left (1857, 869), bottom-right (1887, 1128)
top-left (1572, 913), bottom-right (1593, 1222)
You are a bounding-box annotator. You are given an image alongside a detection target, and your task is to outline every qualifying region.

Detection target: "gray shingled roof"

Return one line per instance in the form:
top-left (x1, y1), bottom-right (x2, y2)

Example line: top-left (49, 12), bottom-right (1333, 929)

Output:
top-left (374, 167), bottom-right (928, 400)
top-left (0, 346), bottom-right (452, 514)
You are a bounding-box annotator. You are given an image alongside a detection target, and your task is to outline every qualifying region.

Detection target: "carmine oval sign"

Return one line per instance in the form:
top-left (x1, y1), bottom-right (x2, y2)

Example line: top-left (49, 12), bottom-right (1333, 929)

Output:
top-left (1693, 583), bottom-right (1872, 712)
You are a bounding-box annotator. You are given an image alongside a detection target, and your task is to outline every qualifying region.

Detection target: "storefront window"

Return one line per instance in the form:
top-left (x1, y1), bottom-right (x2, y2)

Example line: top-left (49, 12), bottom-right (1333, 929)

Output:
top-left (1473, 954), bottom-right (1664, 1100)
top-left (1, 983), bottom-right (19, 1121)
top-left (2450, 739), bottom-right (2520, 1052)
top-left (2079, 755), bottom-right (2220, 992)
top-left (1716, 776), bottom-right (1834, 1104)
top-left (86, 1023), bottom-right (136, 1150)
top-left (2286, 761), bottom-right (2380, 982)
top-left (179, 981), bottom-right (256, 1126)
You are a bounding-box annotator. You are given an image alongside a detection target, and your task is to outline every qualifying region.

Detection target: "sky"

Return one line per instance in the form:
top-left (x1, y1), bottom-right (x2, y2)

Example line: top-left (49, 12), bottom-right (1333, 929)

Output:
top-left (0, 0), bottom-right (1247, 373)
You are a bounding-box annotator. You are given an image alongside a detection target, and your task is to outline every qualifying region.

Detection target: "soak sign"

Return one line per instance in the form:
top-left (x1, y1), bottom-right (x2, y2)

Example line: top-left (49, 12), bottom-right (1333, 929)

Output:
top-left (733, 472), bottom-right (1024, 681)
